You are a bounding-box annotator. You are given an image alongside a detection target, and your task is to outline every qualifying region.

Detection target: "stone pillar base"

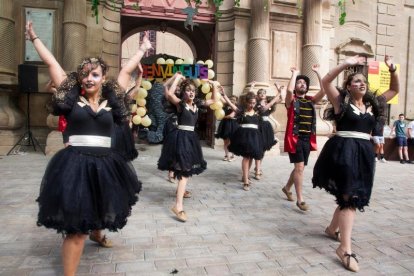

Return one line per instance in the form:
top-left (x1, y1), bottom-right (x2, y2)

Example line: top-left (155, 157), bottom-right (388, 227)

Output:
top-left (45, 131), bottom-right (64, 156)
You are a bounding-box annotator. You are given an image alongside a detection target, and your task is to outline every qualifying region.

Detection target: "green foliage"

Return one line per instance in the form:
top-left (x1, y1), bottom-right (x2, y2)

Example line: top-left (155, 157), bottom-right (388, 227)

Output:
top-left (91, 0), bottom-right (100, 24)
top-left (338, 0), bottom-right (355, 25)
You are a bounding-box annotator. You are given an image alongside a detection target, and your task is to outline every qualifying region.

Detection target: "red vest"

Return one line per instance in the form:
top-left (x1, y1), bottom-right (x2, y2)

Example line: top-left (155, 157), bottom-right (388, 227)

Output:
top-left (284, 95), bottom-right (317, 153)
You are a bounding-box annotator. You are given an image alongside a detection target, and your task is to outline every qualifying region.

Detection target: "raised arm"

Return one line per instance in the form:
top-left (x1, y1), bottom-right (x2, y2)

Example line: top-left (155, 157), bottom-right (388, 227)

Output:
top-left (249, 81), bottom-right (256, 93)
top-left (321, 55), bottom-right (364, 114)
top-left (381, 55), bottom-right (399, 102)
top-left (26, 21), bottom-right (66, 87)
top-left (164, 73), bottom-right (184, 106)
top-left (118, 31), bottom-right (152, 90)
top-left (310, 64), bottom-right (326, 103)
top-left (127, 63), bottom-right (143, 100)
top-left (285, 67), bottom-right (299, 108)
top-left (205, 81), bottom-right (219, 106)
top-left (261, 83), bottom-right (282, 110)
top-left (218, 86), bottom-right (239, 112)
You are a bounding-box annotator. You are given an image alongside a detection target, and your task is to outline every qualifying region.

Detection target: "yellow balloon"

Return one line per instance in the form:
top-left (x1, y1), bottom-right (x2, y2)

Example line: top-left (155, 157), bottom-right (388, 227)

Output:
top-left (205, 59), bottom-right (214, 69)
top-left (206, 92), bottom-right (220, 101)
top-left (208, 69), bottom-right (215, 80)
top-left (197, 60), bottom-right (205, 64)
top-left (155, 78), bottom-right (164, 82)
top-left (175, 59), bottom-right (183, 65)
top-left (183, 57), bottom-right (194, 64)
top-left (136, 98), bottom-right (146, 107)
top-left (215, 108), bottom-right (225, 120)
top-left (156, 57), bottom-right (166, 64)
top-left (201, 83), bottom-right (211, 94)
top-left (200, 79), bottom-right (208, 84)
top-left (141, 115), bottom-right (152, 127)
top-left (136, 88), bottom-right (148, 99)
top-left (130, 104), bottom-right (137, 113)
top-left (132, 115), bottom-right (142, 125)
top-left (209, 102), bottom-right (219, 110)
top-left (215, 100), bottom-right (223, 109)
top-left (141, 80), bottom-right (152, 90)
top-left (136, 107), bottom-right (146, 117)
top-left (205, 92), bottom-right (212, 100)
top-left (166, 59), bottom-right (174, 65)
top-left (193, 78), bottom-right (202, 87)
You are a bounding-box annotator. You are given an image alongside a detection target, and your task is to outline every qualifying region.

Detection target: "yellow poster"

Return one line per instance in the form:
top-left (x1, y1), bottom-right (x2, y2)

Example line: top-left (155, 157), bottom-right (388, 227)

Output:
top-left (368, 61), bottom-right (399, 104)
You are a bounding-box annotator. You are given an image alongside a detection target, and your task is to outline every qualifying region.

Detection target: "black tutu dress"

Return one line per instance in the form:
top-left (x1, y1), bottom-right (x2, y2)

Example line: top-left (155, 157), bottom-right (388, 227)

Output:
top-left (37, 74), bottom-right (141, 234)
top-left (256, 104), bottom-right (277, 151)
top-left (228, 111), bottom-right (264, 160)
top-left (158, 101), bottom-right (207, 179)
top-left (312, 97), bottom-right (378, 211)
top-left (215, 105), bottom-right (239, 139)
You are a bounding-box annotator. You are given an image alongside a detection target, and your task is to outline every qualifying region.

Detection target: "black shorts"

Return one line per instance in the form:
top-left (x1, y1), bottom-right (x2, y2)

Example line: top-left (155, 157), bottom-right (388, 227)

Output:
top-left (288, 136), bottom-right (311, 165)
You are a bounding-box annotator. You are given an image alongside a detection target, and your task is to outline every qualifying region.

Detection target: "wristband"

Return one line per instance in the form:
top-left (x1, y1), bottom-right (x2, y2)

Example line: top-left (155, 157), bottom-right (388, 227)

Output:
top-left (31, 37), bottom-right (39, 42)
top-left (389, 64), bottom-right (396, 73)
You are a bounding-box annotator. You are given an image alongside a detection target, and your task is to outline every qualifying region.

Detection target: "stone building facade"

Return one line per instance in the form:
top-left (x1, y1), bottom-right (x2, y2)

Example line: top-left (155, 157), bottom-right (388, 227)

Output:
top-left (0, 0), bottom-right (413, 155)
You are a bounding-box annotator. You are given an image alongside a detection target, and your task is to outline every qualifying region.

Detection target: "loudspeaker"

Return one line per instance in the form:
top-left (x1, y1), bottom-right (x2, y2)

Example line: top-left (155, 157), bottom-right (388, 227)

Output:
top-left (18, 64), bottom-right (38, 93)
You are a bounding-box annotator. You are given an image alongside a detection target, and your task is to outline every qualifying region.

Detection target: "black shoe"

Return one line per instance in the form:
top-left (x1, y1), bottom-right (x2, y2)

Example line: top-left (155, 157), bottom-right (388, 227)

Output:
top-left (407, 160), bottom-right (414, 164)
top-left (400, 160), bottom-right (406, 164)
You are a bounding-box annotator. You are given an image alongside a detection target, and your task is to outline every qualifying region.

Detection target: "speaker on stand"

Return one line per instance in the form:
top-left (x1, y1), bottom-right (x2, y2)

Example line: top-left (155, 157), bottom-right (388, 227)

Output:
top-left (7, 64), bottom-right (45, 155)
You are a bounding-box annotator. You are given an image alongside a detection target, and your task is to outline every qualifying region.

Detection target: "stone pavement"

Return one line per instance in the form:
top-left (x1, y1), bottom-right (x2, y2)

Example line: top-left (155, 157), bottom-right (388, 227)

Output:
top-left (0, 144), bottom-right (413, 276)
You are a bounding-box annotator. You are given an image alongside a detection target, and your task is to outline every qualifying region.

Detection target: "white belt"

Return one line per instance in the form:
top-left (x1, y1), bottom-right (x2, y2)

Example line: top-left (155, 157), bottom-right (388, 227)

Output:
top-left (262, 116), bottom-right (270, 121)
top-left (336, 131), bottom-right (370, 140)
top-left (69, 135), bottom-right (111, 147)
top-left (177, 125), bottom-right (194, 131)
top-left (241, 124), bottom-right (258, 129)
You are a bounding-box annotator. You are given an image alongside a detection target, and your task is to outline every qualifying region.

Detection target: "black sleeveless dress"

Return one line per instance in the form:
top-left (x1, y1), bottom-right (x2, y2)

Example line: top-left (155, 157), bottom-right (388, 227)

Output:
top-left (37, 74), bottom-right (141, 234)
top-left (312, 102), bottom-right (376, 211)
top-left (228, 111), bottom-right (264, 160)
top-left (256, 104), bottom-right (277, 151)
top-left (158, 101), bottom-right (207, 179)
top-left (215, 105), bottom-right (239, 139)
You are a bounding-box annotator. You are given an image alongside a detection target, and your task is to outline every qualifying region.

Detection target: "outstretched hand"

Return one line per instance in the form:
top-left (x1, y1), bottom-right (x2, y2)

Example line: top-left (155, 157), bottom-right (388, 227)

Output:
top-left (384, 55), bottom-right (395, 70)
top-left (311, 64), bottom-right (320, 73)
top-left (344, 55), bottom-right (365, 66)
top-left (140, 31), bottom-right (153, 52)
top-left (25, 21), bottom-right (37, 41)
top-left (290, 67), bottom-right (299, 74)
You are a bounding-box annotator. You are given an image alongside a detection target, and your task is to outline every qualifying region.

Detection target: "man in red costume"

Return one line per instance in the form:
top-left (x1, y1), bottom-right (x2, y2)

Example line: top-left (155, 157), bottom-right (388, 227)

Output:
top-left (281, 65), bottom-right (325, 211)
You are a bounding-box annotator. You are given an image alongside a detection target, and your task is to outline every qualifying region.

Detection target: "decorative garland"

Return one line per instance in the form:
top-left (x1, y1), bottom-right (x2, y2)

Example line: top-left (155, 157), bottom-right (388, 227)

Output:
top-left (92, 1), bottom-right (355, 25)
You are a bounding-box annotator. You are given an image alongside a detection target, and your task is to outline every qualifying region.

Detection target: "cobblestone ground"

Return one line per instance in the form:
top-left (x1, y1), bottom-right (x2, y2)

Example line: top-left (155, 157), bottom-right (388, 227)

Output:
top-left (0, 144), bottom-right (413, 276)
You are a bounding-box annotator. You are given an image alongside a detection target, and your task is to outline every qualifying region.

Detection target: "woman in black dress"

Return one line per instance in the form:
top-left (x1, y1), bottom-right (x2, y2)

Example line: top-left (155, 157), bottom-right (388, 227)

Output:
top-left (27, 21), bottom-right (150, 276)
top-left (220, 90), bottom-right (264, 191)
top-left (252, 81), bottom-right (282, 180)
top-left (313, 55), bottom-right (399, 272)
top-left (215, 95), bottom-right (239, 162)
top-left (158, 74), bottom-right (216, 222)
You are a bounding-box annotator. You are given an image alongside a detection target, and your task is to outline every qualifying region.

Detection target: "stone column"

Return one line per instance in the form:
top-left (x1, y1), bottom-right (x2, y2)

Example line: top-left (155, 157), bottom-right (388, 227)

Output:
top-left (62, 0), bottom-right (87, 71)
top-left (302, 0), bottom-right (323, 88)
top-left (0, 0), bottom-right (25, 155)
top-left (246, 0), bottom-right (270, 92)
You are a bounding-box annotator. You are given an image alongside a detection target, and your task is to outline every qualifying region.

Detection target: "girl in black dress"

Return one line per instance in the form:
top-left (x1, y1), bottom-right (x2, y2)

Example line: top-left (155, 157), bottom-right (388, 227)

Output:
top-left (313, 55), bottom-right (399, 272)
top-left (215, 95), bottom-right (239, 162)
top-left (220, 90), bottom-right (264, 191)
top-left (27, 22), bottom-right (150, 276)
top-left (158, 74), bottom-right (216, 222)
top-left (252, 81), bottom-right (282, 180)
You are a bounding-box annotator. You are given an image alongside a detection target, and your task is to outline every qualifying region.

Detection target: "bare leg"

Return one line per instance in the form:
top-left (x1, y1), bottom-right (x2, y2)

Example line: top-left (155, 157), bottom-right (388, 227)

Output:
top-left (242, 157), bottom-right (250, 183)
top-left (403, 146), bottom-right (410, 160)
top-left (174, 176), bottom-right (188, 211)
top-left (223, 139), bottom-right (230, 157)
top-left (285, 169), bottom-right (295, 191)
top-left (336, 207), bottom-right (358, 271)
top-left (398, 146), bottom-right (403, 160)
top-left (328, 206), bottom-right (341, 232)
top-left (286, 162), bottom-right (305, 203)
top-left (254, 159), bottom-right (262, 179)
top-left (62, 233), bottom-right (87, 276)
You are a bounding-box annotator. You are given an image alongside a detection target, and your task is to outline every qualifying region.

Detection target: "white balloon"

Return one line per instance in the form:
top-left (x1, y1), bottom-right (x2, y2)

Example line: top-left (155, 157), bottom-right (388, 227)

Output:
top-left (165, 59), bottom-right (174, 65)
top-left (197, 60), bottom-right (205, 64)
top-left (156, 57), bottom-right (166, 64)
top-left (132, 115), bottom-right (142, 125)
top-left (183, 57), bottom-right (194, 64)
top-left (141, 80), bottom-right (152, 90)
top-left (208, 69), bottom-right (215, 80)
top-left (175, 59), bottom-right (184, 65)
top-left (205, 59), bottom-right (214, 69)
top-left (136, 88), bottom-right (148, 99)
top-left (141, 115), bottom-right (152, 127)
top-left (193, 78), bottom-right (202, 87)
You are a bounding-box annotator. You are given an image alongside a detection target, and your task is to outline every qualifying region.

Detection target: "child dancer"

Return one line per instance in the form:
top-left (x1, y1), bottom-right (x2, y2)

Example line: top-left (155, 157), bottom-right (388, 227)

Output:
top-left (220, 88), bottom-right (264, 191)
top-left (215, 95), bottom-right (239, 162)
top-left (252, 81), bottom-right (282, 180)
top-left (158, 74), bottom-right (216, 222)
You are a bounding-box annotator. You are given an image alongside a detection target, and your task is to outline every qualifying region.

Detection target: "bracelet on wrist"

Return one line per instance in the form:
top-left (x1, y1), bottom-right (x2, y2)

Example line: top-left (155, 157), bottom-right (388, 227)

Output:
top-left (31, 37), bottom-right (39, 42)
top-left (389, 65), bottom-right (396, 73)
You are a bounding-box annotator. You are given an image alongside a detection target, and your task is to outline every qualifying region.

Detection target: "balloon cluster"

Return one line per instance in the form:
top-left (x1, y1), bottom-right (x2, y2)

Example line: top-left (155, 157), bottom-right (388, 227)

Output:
top-left (131, 80), bottom-right (152, 127)
top-left (194, 60), bottom-right (225, 120)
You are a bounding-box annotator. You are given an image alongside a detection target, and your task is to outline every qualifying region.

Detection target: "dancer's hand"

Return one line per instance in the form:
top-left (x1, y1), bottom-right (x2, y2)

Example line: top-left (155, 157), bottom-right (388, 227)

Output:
top-left (311, 64), bottom-right (320, 73)
top-left (137, 63), bottom-right (143, 74)
top-left (140, 31), bottom-right (153, 52)
top-left (274, 81), bottom-right (282, 92)
top-left (25, 21), bottom-right (37, 41)
top-left (290, 66), bottom-right (299, 74)
top-left (344, 55), bottom-right (365, 66)
top-left (384, 55), bottom-right (395, 71)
